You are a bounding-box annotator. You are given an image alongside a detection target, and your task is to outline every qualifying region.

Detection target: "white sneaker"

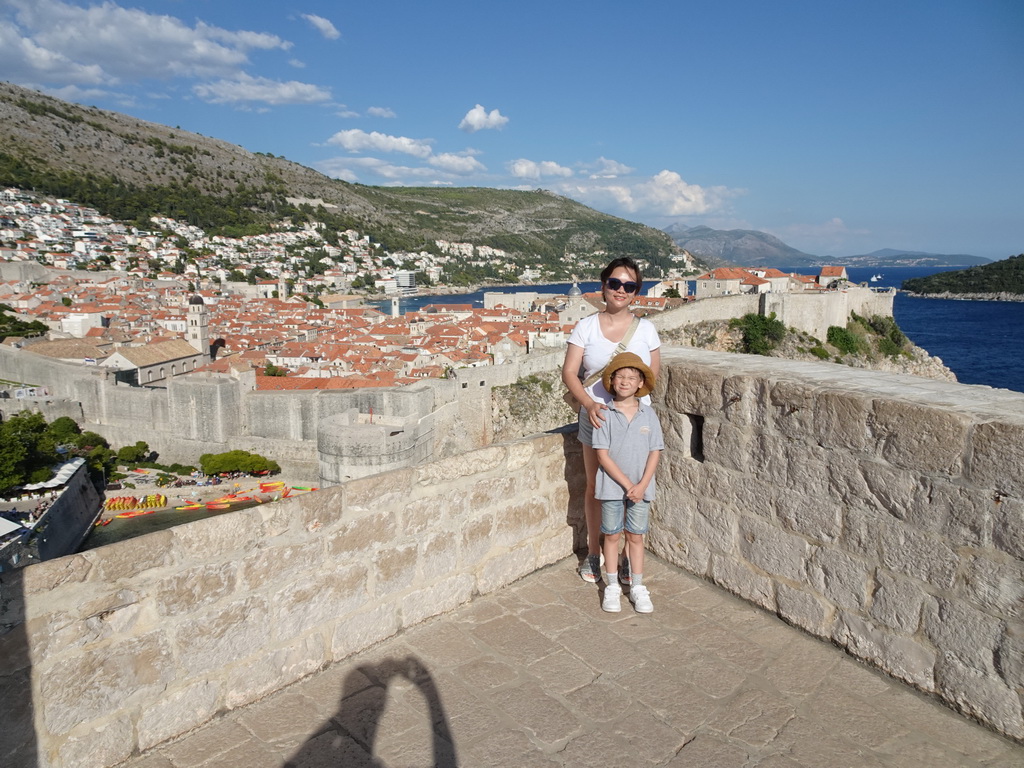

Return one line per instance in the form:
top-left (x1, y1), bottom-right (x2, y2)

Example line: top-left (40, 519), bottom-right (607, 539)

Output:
top-left (602, 584), bottom-right (622, 613)
top-left (629, 584), bottom-right (653, 614)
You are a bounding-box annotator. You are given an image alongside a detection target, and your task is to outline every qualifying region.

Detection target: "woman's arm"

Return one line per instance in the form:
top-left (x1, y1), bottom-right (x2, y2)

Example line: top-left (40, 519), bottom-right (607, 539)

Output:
top-left (562, 342), bottom-right (607, 427)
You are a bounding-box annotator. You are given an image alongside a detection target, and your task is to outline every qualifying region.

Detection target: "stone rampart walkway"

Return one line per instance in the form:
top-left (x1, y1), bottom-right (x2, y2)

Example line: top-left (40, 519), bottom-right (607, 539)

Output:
top-left (121, 556), bottom-right (1022, 767)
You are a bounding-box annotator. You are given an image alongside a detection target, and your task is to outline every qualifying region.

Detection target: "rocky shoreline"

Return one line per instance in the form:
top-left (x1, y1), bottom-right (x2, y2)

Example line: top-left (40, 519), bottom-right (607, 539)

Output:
top-left (902, 291), bottom-right (1024, 302)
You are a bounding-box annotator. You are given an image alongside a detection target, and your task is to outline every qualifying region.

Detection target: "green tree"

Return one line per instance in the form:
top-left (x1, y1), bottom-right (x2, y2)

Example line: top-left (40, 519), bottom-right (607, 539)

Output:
top-left (199, 450), bottom-right (280, 475)
top-left (730, 313), bottom-right (786, 355)
top-left (117, 441), bottom-right (150, 464)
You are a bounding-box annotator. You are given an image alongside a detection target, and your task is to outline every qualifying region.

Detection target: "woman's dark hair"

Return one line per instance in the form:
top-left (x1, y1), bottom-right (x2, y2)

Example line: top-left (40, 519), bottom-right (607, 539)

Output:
top-left (600, 257), bottom-right (643, 290)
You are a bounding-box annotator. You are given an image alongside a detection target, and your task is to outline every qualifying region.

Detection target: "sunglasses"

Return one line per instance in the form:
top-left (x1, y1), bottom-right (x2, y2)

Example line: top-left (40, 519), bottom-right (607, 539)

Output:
top-left (605, 277), bottom-right (639, 294)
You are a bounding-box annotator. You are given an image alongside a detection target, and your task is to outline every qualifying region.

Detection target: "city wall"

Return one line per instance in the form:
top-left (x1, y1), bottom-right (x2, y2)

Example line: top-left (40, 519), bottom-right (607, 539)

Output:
top-left (1, 348), bottom-right (1022, 766)
top-left (650, 348), bottom-right (1024, 741)
top-left (0, 431), bottom-right (584, 768)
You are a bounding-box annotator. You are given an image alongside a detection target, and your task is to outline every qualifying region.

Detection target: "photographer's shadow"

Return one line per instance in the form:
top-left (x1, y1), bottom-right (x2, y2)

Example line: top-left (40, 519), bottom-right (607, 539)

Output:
top-left (285, 655), bottom-right (458, 768)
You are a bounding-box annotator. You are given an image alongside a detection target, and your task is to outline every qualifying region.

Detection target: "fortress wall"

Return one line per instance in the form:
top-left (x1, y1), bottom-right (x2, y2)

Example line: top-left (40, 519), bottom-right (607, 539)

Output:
top-left (649, 347), bottom-right (1024, 740)
top-left (2, 430), bottom-right (583, 768)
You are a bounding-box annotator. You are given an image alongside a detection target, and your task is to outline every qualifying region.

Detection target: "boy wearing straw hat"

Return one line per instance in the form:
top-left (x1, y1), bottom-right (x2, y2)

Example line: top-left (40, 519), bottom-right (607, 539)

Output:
top-left (592, 351), bottom-right (664, 613)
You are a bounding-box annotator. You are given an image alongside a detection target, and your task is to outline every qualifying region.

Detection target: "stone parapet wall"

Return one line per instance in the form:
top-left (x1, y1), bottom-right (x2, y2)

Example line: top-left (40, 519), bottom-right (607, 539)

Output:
top-left (649, 347), bottom-right (1024, 740)
top-left (0, 430), bottom-right (583, 767)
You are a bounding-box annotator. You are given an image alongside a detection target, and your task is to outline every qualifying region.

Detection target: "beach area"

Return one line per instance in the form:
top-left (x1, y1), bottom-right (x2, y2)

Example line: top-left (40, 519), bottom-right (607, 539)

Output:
top-left (82, 470), bottom-right (320, 550)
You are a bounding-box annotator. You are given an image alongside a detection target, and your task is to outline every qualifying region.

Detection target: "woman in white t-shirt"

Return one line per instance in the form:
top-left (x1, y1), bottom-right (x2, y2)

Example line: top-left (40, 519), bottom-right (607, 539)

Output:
top-left (561, 257), bottom-right (661, 584)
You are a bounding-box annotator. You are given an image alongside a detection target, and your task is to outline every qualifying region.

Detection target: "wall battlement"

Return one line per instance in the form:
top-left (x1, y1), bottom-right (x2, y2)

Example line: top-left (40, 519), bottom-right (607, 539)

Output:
top-left (1, 345), bottom-right (1022, 766)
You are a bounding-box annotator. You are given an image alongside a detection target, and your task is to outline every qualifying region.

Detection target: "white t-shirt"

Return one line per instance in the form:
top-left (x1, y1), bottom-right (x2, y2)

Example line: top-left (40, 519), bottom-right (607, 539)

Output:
top-left (566, 313), bottom-right (660, 404)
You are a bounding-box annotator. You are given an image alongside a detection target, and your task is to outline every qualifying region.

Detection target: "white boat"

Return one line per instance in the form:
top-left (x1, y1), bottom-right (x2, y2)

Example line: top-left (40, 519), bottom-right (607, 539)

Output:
top-left (870, 274), bottom-right (883, 282)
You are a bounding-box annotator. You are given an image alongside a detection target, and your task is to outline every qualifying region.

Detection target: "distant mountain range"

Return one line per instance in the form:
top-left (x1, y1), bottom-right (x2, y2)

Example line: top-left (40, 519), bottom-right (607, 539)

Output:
top-left (664, 225), bottom-right (991, 268)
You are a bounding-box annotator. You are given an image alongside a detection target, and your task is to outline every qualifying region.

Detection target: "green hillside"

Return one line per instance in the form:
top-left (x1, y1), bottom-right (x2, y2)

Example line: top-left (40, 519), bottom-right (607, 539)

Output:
top-left (902, 255), bottom-right (1024, 295)
top-left (0, 81), bottom-right (681, 279)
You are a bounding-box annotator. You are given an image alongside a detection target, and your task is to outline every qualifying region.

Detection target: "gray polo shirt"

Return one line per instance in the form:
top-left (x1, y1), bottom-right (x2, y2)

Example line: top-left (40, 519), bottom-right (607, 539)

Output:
top-left (591, 402), bottom-right (665, 501)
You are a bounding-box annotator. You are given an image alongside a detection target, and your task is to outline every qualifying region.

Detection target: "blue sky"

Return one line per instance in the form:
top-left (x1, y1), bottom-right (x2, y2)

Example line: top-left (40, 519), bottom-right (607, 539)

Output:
top-left (1, 0), bottom-right (1021, 260)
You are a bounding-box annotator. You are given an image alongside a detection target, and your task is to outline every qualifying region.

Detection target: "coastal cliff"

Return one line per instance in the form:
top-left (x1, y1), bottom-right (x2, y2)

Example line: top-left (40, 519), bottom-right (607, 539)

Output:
top-left (902, 254), bottom-right (1024, 299)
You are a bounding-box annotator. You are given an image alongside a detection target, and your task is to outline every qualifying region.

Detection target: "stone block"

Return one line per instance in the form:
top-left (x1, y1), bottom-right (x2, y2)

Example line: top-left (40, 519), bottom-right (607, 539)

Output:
top-left (156, 562), bottom-right (238, 617)
top-left (505, 440), bottom-right (536, 472)
top-left (693, 500), bottom-right (737, 554)
top-left (825, 451), bottom-right (872, 508)
top-left (171, 509), bottom-right (263, 563)
top-left (777, 492), bottom-right (842, 543)
top-left (710, 554), bottom-right (776, 611)
top-left (807, 547), bottom-right (871, 611)
top-left (287, 487), bottom-right (346, 534)
top-left (85, 530), bottom-right (175, 583)
top-left (401, 495), bottom-right (447, 536)
top-left (768, 379), bottom-right (817, 439)
top-left (137, 680), bottom-right (219, 751)
top-left (40, 632), bottom-right (176, 736)
top-left (660, 365), bottom-right (720, 414)
top-left (419, 531), bottom-right (458, 583)
top-left (934, 654), bottom-right (1024, 740)
top-left (737, 515), bottom-right (808, 582)
top-left (237, 539), bottom-right (325, 592)
top-left (56, 718), bottom-right (134, 768)
top-left (860, 459), bottom-right (927, 522)
top-left (375, 543), bottom-right (417, 596)
top-left (648, 527), bottom-right (711, 577)
top-left (400, 574), bottom-right (474, 626)
top-left (493, 497), bottom-right (554, 548)
top-left (460, 512), bottom-right (496, 566)
top-left (344, 467), bottom-right (414, 510)
top-left (175, 595), bottom-right (271, 676)
top-left (869, 570), bottom-right (927, 634)
top-left (997, 623), bottom-right (1024, 688)
top-left (992, 495), bottom-right (1024, 560)
top-left (813, 390), bottom-right (871, 451)
top-left (331, 603), bottom-right (400, 660)
top-left (21, 554), bottom-right (92, 595)
top-left (923, 597), bottom-right (1003, 673)
top-left (468, 475), bottom-right (519, 513)
top-left (224, 633), bottom-right (326, 709)
top-left (832, 612), bottom-right (936, 690)
top-left (967, 421), bottom-right (1024, 497)
top-left (838, 506), bottom-right (880, 559)
top-left (869, 399), bottom-right (970, 474)
top-left (704, 421), bottom-right (752, 473)
top-left (326, 510), bottom-right (397, 556)
top-left (960, 555), bottom-right (1024, 621)
top-left (416, 447), bottom-right (504, 487)
top-left (720, 374), bottom-right (759, 423)
top-left (535, 528), bottom-right (575, 567)
top-left (920, 478), bottom-right (991, 547)
top-left (273, 567), bottom-right (368, 639)
top-left (878, 518), bottom-right (959, 590)
top-left (477, 546), bottom-right (537, 593)
top-left (775, 582), bottom-right (833, 635)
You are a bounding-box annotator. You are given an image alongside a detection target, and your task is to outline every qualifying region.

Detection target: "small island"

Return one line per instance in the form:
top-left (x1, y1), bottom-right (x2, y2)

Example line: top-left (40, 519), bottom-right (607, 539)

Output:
top-left (902, 254), bottom-right (1024, 301)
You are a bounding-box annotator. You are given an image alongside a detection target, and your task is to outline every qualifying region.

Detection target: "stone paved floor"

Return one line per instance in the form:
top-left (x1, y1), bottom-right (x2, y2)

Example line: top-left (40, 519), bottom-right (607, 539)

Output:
top-left (122, 556), bottom-right (1023, 768)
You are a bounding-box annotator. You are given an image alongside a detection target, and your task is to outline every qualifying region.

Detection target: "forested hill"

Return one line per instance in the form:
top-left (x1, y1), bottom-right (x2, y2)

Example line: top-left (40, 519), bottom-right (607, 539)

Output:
top-left (0, 81), bottom-right (679, 277)
top-left (902, 254), bottom-right (1024, 296)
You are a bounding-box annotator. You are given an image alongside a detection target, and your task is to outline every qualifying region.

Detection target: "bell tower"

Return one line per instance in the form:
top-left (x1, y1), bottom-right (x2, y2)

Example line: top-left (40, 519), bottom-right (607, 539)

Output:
top-left (187, 295), bottom-right (210, 356)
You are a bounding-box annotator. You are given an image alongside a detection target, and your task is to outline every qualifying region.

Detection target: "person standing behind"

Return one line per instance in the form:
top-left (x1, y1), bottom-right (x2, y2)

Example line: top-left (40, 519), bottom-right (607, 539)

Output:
top-left (591, 352), bottom-right (664, 614)
top-left (561, 258), bottom-right (661, 584)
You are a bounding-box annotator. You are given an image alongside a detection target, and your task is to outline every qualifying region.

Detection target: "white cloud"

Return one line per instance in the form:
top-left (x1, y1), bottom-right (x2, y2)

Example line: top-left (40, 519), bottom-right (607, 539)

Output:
top-left (335, 106), bottom-right (360, 118)
top-left (318, 156), bottom-right (443, 183)
top-left (194, 74), bottom-right (331, 106)
top-left (560, 170), bottom-right (732, 217)
top-left (289, 59), bottom-right (306, 69)
top-left (428, 153), bottom-right (486, 174)
top-left (326, 129), bottom-right (434, 158)
top-left (2, 0), bottom-right (307, 103)
top-left (459, 104), bottom-right (509, 133)
top-left (587, 156), bottom-right (635, 179)
top-left (366, 106), bottom-right (397, 118)
top-left (301, 13), bottom-right (340, 40)
top-left (508, 159), bottom-right (574, 180)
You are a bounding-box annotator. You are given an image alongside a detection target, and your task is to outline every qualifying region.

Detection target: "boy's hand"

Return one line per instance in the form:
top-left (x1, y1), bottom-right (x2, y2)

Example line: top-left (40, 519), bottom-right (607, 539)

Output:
top-left (626, 484), bottom-right (645, 502)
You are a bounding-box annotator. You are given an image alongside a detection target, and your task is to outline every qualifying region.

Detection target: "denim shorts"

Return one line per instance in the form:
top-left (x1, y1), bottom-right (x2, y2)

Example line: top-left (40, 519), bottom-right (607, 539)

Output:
top-left (600, 498), bottom-right (651, 535)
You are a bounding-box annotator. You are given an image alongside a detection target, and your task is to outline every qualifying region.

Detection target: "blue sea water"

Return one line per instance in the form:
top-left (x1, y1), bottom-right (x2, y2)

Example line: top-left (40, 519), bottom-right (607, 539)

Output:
top-left (842, 266), bottom-right (1024, 394)
top-left (375, 264), bottom-right (1023, 394)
